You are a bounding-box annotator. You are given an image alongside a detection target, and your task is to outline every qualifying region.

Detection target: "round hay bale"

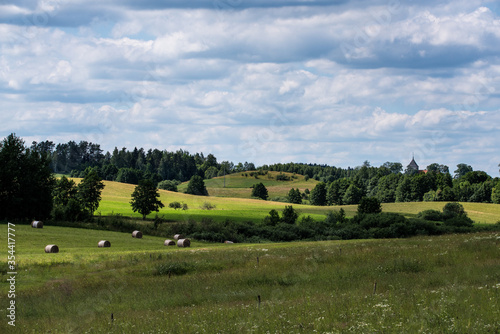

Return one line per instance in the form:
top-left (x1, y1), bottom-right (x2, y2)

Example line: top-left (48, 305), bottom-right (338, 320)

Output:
top-left (174, 234), bottom-right (183, 240)
top-left (132, 230), bottom-right (143, 238)
top-left (31, 220), bottom-right (43, 228)
top-left (45, 245), bottom-right (59, 253)
top-left (177, 239), bottom-right (190, 247)
top-left (98, 240), bottom-right (111, 248)
top-left (164, 239), bottom-right (175, 246)
top-left (224, 241), bottom-right (234, 244)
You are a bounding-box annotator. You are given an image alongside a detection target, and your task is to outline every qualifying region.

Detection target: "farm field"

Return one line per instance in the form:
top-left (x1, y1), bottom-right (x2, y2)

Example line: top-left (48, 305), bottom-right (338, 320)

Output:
top-left (1, 224), bottom-right (498, 333)
top-left (90, 178), bottom-right (500, 225)
top-left (178, 171), bottom-right (318, 199)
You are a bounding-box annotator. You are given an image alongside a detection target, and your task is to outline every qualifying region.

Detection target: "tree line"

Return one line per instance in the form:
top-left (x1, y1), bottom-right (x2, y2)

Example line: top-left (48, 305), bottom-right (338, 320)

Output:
top-left (265, 161), bottom-right (500, 206)
top-left (2, 134), bottom-right (500, 223)
top-left (0, 134), bottom-right (105, 221)
top-left (32, 139), bottom-right (255, 184)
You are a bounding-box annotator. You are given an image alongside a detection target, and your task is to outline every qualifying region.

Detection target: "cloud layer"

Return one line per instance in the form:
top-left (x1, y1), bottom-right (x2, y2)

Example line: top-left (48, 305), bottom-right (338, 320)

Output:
top-left (1, 0), bottom-right (499, 174)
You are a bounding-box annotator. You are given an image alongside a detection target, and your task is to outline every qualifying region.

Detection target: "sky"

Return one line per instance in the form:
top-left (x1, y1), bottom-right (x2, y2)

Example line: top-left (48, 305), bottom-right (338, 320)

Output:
top-left (1, 0), bottom-right (499, 175)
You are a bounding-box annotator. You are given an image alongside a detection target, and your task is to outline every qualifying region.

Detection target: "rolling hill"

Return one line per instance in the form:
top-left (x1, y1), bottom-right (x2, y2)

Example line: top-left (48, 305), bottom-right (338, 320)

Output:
top-left (89, 178), bottom-right (500, 224)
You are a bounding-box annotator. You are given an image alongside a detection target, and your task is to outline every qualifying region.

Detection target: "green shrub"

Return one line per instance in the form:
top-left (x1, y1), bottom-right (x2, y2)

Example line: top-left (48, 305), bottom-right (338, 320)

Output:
top-left (357, 197), bottom-right (382, 214)
top-left (200, 202), bottom-right (216, 210)
top-left (417, 209), bottom-right (443, 221)
top-left (276, 173), bottom-right (290, 181)
top-left (357, 212), bottom-right (407, 229)
top-left (442, 202), bottom-right (466, 220)
top-left (157, 180), bottom-right (179, 192)
top-left (168, 201), bottom-right (182, 210)
top-left (443, 216), bottom-right (474, 228)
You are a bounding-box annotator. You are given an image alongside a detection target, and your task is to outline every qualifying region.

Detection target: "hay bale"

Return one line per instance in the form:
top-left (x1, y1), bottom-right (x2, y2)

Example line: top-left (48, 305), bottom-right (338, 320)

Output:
top-left (164, 239), bottom-right (175, 246)
top-left (224, 241), bottom-right (234, 244)
top-left (45, 245), bottom-right (59, 253)
top-left (31, 220), bottom-right (43, 228)
top-left (98, 240), bottom-right (111, 248)
top-left (132, 230), bottom-right (143, 238)
top-left (174, 234), bottom-right (183, 240)
top-left (177, 239), bottom-right (190, 247)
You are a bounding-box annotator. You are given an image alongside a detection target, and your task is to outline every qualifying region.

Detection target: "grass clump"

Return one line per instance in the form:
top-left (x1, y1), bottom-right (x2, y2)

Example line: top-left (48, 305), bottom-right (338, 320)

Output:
top-left (155, 262), bottom-right (194, 276)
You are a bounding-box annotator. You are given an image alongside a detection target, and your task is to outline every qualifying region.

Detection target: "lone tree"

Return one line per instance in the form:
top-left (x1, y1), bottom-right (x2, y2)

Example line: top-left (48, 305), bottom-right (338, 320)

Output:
top-left (131, 179), bottom-right (165, 220)
top-left (77, 167), bottom-right (105, 216)
top-left (186, 175), bottom-right (208, 196)
top-left (252, 182), bottom-right (268, 200)
top-left (287, 188), bottom-right (302, 204)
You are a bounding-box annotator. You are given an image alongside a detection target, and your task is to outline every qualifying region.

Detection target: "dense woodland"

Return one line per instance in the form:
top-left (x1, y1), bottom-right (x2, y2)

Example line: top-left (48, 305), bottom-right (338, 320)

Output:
top-left (28, 138), bottom-right (500, 206)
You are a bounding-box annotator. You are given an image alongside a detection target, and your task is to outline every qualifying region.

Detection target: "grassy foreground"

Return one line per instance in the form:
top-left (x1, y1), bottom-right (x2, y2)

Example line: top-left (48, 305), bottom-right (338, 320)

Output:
top-left (1, 224), bottom-right (499, 333)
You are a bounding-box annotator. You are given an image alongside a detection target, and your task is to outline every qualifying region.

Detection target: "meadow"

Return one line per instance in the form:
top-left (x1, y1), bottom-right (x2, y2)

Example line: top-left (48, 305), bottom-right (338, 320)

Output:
top-left (92, 177), bottom-right (500, 225)
top-left (178, 171), bottom-right (318, 199)
top-left (1, 224), bottom-right (498, 333)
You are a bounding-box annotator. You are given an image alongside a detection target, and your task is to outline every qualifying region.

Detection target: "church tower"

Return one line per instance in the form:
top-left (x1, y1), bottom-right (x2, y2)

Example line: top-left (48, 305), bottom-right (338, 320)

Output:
top-left (407, 155), bottom-right (419, 172)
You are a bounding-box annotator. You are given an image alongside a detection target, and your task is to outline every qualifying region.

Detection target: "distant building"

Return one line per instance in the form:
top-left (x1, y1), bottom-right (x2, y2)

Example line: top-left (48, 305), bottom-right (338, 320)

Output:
top-left (407, 157), bottom-right (419, 172)
top-left (406, 156), bottom-right (427, 174)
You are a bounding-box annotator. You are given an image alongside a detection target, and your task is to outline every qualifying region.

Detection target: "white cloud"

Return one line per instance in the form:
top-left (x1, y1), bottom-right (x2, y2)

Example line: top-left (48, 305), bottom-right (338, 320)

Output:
top-left (0, 1), bottom-right (499, 174)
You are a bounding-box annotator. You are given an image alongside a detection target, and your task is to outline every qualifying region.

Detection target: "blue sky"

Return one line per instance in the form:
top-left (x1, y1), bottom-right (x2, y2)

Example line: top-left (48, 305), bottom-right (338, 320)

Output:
top-left (1, 0), bottom-right (499, 175)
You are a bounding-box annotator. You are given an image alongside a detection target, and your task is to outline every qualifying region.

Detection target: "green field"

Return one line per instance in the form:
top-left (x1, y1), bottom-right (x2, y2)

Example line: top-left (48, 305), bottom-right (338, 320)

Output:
top-left (179, 171), bottom-right (318, 199)
top-left (90, 178), bottom-right (500, 225)
top-left (1, 224), bottom-right (498, 332)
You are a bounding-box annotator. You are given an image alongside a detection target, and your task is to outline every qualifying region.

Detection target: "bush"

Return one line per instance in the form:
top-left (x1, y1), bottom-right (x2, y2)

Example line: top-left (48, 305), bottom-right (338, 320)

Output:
top-left (357, 197), bottom-right (382, 214)
top-left (157, 180), bottom-right (179, 192)
top-left (200, 202), bottom-right (216, 210)
top-left (276, 173), bottom-right (290, 181)
top-left (417, 209), bottom-right (443, 221)
top-left (154, 214), bottom-right (164, 230)
top-left (443, 216), bottom-right (474, 228)
top-left (169, 201), bottom-right (182, 210)
top-left (281, 205), bottom-right (299, 225)
top-left (442, 202), bottom-right (466, 220)
top-left (357, 212), bottom-right (407, 229)
top-left (324, 209), bottom-right (347, 227)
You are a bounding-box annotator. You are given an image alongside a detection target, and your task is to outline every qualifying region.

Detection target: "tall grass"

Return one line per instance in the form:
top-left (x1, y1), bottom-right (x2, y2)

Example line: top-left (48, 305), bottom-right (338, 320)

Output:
top-left (1, 224), bottom-right (498, 333)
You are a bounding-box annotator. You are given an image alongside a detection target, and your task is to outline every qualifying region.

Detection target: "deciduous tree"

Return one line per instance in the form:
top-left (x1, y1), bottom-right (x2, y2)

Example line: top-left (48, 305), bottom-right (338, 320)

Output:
top-left (287, 188), bottom-right (302, 204)
top-left (77, 167), bottom-right (105, 215)
top-left (131, 179), bottom-right (165, 220)
top-left (357, 197), bottom-right (382, 214)
top-left (186, 175), bottom-right (208, 196)
top-left (0, 133), bottom-right (55, 220)
top-left (310, 182), bottom-right (327, 206)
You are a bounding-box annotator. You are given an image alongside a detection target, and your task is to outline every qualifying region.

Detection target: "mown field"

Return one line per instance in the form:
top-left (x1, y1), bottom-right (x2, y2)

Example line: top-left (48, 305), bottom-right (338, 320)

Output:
top-left (91, 178), bottom-right (500, 225)
top-left (1, 224), bottom-right (498, 333)
top-left (178, 171), bottom-right (318, 199)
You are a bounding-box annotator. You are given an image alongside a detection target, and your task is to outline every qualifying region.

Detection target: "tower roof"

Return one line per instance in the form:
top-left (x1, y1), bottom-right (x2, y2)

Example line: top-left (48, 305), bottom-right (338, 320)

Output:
top-left (407, 157), bottom-right (419, 170)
